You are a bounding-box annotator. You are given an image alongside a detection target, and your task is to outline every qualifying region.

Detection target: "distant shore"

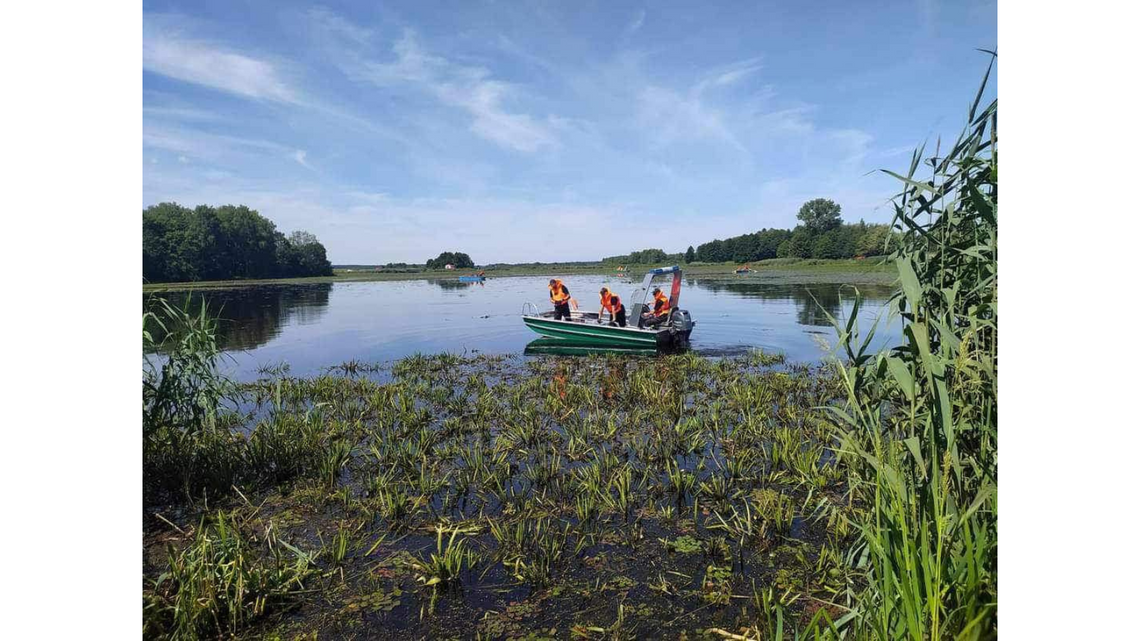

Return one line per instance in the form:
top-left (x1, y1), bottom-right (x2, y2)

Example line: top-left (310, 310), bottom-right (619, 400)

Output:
top-left (142, 257), bottom-right (897, 293)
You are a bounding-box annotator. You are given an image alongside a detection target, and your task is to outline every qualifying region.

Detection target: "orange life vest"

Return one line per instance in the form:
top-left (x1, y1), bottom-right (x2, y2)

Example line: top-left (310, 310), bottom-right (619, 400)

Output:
top-left (600, 291), bottom-right (621, 313)
top-left (550, 280), bottom-right (570, 304)
top-left (653, 291), bottom-right (671, 317)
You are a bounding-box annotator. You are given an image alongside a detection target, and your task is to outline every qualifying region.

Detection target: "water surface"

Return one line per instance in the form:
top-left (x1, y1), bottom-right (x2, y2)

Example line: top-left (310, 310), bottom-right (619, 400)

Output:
top-left (145, 276), bottom-right (899, 380)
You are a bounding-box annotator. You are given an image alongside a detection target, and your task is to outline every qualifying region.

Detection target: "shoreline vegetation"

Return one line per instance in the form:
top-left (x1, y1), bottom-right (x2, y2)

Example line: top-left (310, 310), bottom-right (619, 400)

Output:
top-left (142, 257), bottom-right (897, 293)
top-left (142, 60), bottom-right (995, 639)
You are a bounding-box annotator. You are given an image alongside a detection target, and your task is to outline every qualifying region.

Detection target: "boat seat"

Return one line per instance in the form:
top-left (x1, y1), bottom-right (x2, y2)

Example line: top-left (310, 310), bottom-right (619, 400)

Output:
top-left (632, 303), bottom-right (649, 328)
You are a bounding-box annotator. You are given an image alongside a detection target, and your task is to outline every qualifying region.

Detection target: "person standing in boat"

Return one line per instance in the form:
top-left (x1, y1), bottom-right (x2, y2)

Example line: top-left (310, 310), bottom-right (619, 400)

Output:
top-left (641, 287), bottom-right (671, 327)
top-left (549, 278), bottom-right (572, 320)
top-left (597, 287), bottom-right (627, 327)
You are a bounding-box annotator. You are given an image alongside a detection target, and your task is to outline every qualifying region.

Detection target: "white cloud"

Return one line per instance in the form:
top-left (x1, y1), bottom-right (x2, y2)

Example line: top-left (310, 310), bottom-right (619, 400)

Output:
top-left (143, 15), bottom-right (299, 103)
top-left (178, 155), bottom-right (189, 163)
top-left (637, 84), bottom-right (747, 153)
top-left (699, 57), bottom-right (764, 90)
top-left (307, 6), bottom-right (373, 46)
top-left (339, 28), bottom-right (557, 153)
top-left (143, 124), bottom-right (294, 164)
top-left (292, 150), bottom-right (312, 169)
top-left (143, 105), bottom-right (219, 122)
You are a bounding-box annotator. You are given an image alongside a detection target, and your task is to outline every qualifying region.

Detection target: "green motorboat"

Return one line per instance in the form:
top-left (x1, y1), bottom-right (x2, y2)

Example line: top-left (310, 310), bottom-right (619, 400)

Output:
top-left (522, 265), bottom-right (695, 349)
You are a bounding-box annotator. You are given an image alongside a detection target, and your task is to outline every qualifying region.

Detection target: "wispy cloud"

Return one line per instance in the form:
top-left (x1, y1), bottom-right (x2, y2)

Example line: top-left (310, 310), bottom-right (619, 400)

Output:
top-left (143, 1), bottom-right (990, 261)
top-left (333, 26), bottom-right (557, 153)
top-left (143, 14), bottom-right (299, 103)
top-left (292, 150), bottom-right (313, 170)
top-left (624, 10), bottom-right (647, 37)
top-left (143, 124), bottom-right (298, 166)
top-left (143, 105), bottom-right (220, 122)
top-left (307, 6), bottom-right (373, 46)
top-left (701, 57), bottom-right (764, 90)
top-left (637, 84), bottom-right (747, 153)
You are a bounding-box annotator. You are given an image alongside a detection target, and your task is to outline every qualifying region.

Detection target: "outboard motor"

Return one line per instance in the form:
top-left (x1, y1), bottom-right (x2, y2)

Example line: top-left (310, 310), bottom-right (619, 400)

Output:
top-left (670, 309), bottom-right (694, 337)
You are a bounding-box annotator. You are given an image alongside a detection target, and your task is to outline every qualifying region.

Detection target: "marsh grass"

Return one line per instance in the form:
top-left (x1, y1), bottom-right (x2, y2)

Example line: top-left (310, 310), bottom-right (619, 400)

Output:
top-left (143, 509), bottom-right (315, 639)
top-left (144, 345), bottom-right (854, 637)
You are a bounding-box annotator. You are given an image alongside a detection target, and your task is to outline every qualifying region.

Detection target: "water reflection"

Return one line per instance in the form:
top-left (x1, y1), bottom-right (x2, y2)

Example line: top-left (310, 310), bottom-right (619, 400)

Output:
top-left (144, 283), bottom-right (332, 351)
top-left (524, 338), bottom-right (658, 357)
top-left (142, 276), bottom-right (901, 380)
top-left (693, 280), bottom-right (894, 327)
top-left (429, 279), bottom-right (483, 291)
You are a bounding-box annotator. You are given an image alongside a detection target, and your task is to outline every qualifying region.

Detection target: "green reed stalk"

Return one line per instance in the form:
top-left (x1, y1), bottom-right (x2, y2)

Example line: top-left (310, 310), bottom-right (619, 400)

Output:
top-left (824, 53), bottom-right (997, 639)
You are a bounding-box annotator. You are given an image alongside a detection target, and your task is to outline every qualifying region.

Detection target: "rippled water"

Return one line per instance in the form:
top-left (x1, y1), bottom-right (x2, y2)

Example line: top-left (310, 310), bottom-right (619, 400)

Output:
top-left (144, 275), bottom-right (899, 380)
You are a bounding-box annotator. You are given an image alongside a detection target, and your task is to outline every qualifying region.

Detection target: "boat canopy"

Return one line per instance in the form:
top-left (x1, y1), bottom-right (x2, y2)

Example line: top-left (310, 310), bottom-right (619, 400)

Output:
top-left (628, 265), bottom-right (683, 315)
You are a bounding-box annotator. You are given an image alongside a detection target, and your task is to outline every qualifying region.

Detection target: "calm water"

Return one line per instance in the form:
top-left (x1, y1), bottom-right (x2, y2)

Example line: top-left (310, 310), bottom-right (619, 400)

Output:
top-left (145, 276), bottom-right (899, 381)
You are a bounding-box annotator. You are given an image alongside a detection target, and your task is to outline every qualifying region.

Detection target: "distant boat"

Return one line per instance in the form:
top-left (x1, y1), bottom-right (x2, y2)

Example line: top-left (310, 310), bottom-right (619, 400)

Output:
top-left (735, 264), bottom-right (753, 274)
top-left (458, 275), bottom-right (485, 282)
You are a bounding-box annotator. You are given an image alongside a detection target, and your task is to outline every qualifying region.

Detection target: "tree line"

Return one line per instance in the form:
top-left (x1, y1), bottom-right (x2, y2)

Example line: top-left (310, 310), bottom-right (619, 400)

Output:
top-left (600, 199), bottom-right (897, 266)
top-left (425, 251), bottom-right (475, 269)
top-left (690, 199), bottom-right (896, 263)
top-left (601, 248), bottom-right (673, 264)
top-left (143, 203), bottom-right (333, 283)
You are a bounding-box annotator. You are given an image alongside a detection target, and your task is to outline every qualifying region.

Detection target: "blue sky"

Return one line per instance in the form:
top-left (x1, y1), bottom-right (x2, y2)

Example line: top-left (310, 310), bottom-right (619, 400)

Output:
top-left (143, 0), bottom-right (996, 264)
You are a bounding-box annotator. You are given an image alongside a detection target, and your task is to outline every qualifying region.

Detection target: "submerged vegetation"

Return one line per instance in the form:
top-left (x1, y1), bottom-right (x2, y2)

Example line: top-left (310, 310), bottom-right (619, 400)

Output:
top-left (142, 60), bottom-right (996, 639)
top-left (144, 341), bottom-right (864, 638)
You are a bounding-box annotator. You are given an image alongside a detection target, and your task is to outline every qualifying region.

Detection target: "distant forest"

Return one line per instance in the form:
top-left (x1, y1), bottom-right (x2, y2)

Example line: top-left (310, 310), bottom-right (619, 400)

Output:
top-left (605, 199), bottom-right (896, 265)
top-left (143, 203), bottom-right (333, 283)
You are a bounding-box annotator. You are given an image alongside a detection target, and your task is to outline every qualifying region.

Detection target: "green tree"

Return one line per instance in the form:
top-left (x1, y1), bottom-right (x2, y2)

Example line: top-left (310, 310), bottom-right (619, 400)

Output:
top-left (684, 246), bottom-right (695, 263)
top-left (786, 228), bottom-right (815, 258)
top-left (426, 252), bottom-right (475, 269)
top-left (796, 198), bottom-right (843, 233)
top-left (214, 205), bottom-right (279, 279)
top-left (855, 223), bottom-right (892, 256)
top-left (142, 204), bottom-right (334, 282)
top-left (811, 229), bottom-right (847, 259)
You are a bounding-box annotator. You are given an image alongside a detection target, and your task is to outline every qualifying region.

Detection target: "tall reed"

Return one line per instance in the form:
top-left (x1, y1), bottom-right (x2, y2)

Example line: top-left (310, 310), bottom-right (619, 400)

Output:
top-left (825, 53), bottom-right (997, 639)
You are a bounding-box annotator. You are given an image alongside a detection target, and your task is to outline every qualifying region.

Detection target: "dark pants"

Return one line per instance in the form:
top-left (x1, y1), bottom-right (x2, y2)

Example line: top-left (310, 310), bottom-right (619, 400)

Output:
top-left (642, 312), bottom-right (667, 328)
top-left (609, 306), bottom-right (627, 327)
top-left (553, 302), bottom-right (571, 320)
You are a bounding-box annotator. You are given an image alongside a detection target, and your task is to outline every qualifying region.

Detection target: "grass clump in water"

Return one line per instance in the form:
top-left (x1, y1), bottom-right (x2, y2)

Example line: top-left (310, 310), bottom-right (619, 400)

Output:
top-left (143, 509), bottom-right (315, 639)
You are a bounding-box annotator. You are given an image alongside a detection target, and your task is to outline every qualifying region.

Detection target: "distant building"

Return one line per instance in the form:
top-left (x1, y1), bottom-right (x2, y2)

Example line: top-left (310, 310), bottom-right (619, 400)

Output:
top-left (445, 264), bottom-right (455, 270)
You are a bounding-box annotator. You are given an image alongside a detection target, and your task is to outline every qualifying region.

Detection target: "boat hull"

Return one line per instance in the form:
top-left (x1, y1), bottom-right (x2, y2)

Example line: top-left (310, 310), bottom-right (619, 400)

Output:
top-left (457, 276), bottom-right (485, 282)
top-left (522, 314), bottom-right (690, 348)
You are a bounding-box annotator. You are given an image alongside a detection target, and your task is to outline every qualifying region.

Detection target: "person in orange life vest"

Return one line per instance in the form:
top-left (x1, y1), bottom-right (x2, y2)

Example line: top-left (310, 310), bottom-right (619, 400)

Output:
top-left (641, 287), bottom-right (671, 328)
top-left (597, 287), bottom-right (627, 327)
top-left (549, 278), bottom-right (572, 320)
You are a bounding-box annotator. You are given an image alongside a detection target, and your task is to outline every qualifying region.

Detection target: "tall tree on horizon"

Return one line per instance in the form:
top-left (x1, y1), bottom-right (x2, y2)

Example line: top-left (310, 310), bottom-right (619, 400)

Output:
top-left (796, 198), bottom-right (843, 233)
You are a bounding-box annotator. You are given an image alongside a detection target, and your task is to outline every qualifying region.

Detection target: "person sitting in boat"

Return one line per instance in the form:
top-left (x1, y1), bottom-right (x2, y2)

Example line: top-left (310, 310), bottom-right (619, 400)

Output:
top-left (597, 287), bottom-right (627, 327)
top-left (549, 278), bottom-right (572, 321)
top-left (641, 287), bottom-right (671, 327)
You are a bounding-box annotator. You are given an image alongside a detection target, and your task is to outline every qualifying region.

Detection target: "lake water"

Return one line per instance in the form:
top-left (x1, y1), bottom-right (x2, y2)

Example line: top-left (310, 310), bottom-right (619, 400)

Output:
top-left (145, 276), bottom-right (899, 381)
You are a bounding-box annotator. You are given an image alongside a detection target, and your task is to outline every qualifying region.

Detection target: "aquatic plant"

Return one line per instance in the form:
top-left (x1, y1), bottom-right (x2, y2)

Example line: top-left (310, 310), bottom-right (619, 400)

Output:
top-left (144, 330), bottom-right (878, 636)
top-left (409, 523), bottom-right (480, 610)
top-left (143, 509), bottom-right (315, 639)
